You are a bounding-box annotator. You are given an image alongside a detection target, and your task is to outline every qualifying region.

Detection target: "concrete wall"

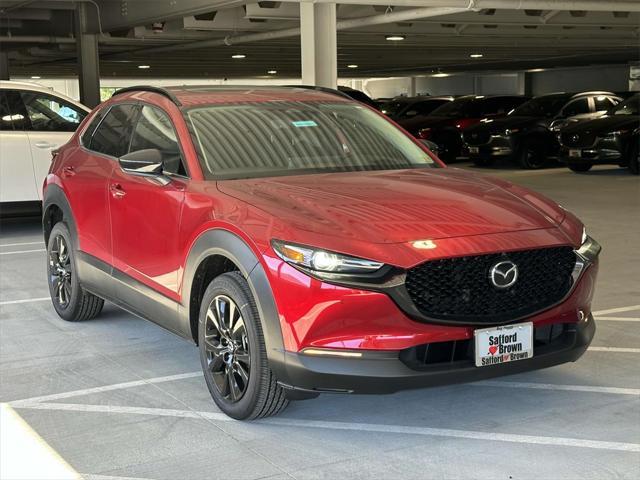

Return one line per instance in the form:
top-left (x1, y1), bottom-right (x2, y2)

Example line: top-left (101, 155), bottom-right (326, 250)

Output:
top-left (529, 65), bottom-right (630, 95)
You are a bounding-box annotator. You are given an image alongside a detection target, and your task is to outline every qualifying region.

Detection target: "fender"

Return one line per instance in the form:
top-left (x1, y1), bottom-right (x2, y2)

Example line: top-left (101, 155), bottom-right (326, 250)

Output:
top-left (42, 183), bottom-right (77, 248)
top-left (180, 229), bottom-right (287, 381)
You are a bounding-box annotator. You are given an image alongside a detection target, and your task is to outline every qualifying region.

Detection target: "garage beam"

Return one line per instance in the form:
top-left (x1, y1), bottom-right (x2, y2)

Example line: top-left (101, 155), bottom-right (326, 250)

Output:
top-left (75, 3), bottom-right (100, 108)
top-left (300, 3), bottom-right (337, 88)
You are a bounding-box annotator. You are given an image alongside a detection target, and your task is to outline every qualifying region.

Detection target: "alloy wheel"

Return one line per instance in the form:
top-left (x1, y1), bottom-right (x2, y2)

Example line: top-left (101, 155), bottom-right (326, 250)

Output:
top-left (204, 295), bottom-right (251, 402)
top-left (49, 235), bottom-right (72, 308)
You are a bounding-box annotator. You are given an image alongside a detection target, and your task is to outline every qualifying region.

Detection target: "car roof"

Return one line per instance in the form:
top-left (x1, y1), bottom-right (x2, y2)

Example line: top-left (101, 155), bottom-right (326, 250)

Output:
top-left (113, 85), bottom-right (353, 108)
top-left (0, 80), bottom-right (90, 111)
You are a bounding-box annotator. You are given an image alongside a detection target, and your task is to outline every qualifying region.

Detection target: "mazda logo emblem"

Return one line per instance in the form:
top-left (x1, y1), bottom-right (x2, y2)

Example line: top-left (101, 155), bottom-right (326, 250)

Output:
top-left (571, 134), bottom-right (580, 142)
top-left (489, 260), bottom-right (518, 289)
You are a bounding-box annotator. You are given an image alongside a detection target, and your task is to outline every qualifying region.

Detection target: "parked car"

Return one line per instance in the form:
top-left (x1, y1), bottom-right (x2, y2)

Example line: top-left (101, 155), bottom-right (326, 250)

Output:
top-left (415, 95), bottom-right (529, 162)
top-left (294, 85), bottom-right (378, 109)
top-left (44, 85), bottom-right (599, 420)
top-left (463, 91), bottom-right (622, 169)
top-left (0, 81), bottom-right (89, 215)
top-left (381, 96), bottom-right (454, 121)
top-left (558, 94), bottom-right (639, 174)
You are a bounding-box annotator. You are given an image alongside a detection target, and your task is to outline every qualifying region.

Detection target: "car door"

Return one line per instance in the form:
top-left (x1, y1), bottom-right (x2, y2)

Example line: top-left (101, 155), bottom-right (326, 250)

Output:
top-left (109, 104), bottom-right (187, 309)
top-left (66, 103), bottom-right (138, 270)
top-left (0, 90), bottom-right (37, 203)
top-left (21, 90), bottom-right (88, 200)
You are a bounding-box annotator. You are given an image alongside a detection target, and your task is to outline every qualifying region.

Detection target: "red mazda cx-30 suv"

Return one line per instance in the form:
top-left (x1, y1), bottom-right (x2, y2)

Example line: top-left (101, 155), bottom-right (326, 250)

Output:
top-left (43, 86), bottom-right (600, 420)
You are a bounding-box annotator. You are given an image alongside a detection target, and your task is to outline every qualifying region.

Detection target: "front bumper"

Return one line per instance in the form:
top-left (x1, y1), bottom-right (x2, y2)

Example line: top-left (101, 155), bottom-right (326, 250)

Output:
top-left (466, 134), bottom-right (514, 158)
top-left (559, 136), bottom-right (624, 165)
top-left (278, 314), bottom-right (595, 394)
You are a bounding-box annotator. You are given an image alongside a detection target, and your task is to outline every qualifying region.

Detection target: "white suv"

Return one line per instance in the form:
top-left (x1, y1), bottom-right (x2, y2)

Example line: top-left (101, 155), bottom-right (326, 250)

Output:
top-left (0, 81), bottom-right (90, 213)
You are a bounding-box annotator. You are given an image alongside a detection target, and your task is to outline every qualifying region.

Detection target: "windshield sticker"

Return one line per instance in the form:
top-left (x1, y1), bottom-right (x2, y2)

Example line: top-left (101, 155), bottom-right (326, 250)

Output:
top-left (292, 120), bottom-right (318, 128)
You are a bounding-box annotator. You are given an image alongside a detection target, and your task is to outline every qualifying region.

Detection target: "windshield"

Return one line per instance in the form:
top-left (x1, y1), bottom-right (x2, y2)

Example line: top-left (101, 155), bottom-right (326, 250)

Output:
top-left (187, 101), bottom-right (437, 180)
top-left (511, 95), bottom-right (569, 117)
top-left (429, 97), bottom-right (476, 117)
top-left (611, 95), bottom-right (639, 116)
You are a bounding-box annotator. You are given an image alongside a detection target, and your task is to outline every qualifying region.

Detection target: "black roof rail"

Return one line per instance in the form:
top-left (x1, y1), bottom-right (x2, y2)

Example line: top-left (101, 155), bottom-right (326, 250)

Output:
top-left (286, 85), bottom-right (353, 101)
top-left (111, 85), bottom-right (182, 106)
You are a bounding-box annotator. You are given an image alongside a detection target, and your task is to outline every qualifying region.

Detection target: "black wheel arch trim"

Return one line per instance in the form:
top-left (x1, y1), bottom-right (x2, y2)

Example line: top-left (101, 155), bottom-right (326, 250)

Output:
top-left (182, 229), bottom-right (287, 382)
top-left (42, 184), bottom-right (78, 248)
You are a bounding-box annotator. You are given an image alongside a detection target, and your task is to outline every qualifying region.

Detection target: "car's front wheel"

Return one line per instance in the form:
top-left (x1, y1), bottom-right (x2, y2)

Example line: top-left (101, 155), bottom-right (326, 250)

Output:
top-left (47, 222), bottom-right (104, 321)
top-left (568, 162), bottom-right (593, 173)
top-left (198, 271), bottom-right (288, 420)
top-left (518, 140), bottom-right (548, 169)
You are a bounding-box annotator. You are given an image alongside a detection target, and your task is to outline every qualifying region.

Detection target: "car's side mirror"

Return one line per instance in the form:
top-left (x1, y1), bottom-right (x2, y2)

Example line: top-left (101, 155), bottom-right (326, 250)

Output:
top-left (119, 149), bottom-right (164, 175)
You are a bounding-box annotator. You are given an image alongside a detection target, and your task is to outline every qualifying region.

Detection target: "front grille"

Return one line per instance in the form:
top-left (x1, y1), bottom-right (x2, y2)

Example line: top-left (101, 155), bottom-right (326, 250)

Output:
top-left (405, 247), bottom-right (576, 324)
top-left (400, 323), bottom-right (571, 370)
top-left (560, 131), bottom-right (597, 148)
top-left (463, 130), bottom-right (491, 146)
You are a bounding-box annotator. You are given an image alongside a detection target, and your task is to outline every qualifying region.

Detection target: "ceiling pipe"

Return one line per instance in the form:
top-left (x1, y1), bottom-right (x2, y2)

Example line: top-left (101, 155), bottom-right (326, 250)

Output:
top-left (104, 6), bottom-right (467, 56)
top-left (0, 35), bottom-right (75, 43)
top-left (288, 0), bottom-right (640, 12)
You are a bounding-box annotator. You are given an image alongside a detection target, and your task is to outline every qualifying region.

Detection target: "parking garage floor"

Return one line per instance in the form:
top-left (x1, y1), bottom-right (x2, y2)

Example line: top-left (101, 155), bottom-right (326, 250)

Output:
top-left (1, 163), bottom-right (639, 480)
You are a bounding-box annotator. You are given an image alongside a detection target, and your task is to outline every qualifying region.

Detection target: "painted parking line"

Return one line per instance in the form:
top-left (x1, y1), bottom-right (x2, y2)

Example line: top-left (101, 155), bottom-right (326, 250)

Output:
top-left (0, 403), bottom-right (81, 480)
top-left (0, 248), bottom-right (46, 255)
top-left (0, 297), bottom-right (50, 306)
top-left (474, 380), bottom-right (640, 396)
top-left (13, 402), bottom-right (640, 453)
top-left (588, 347), bottom-right (640, 353)
top-left (593, 305), bottom-right (640, 316)
top-left (0, 241), bottom-right (43, 248)
top-left (83, 475), bottom-right (156, 480)
top-left (10, 372), bottom-right (202, 407)
top-left (597, 317), bottom-right (640, 322)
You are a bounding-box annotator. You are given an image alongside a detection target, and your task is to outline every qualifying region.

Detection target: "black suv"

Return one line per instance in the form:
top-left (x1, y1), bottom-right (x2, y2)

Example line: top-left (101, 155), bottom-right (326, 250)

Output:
top-left (414, 95), bottom-right (528, 162)
top-left (559, 94), bottom-right (639, 174)
top-left (381, 96), bottom-right (454, 122)
top-left (463, 92), bottom-right (622, 169)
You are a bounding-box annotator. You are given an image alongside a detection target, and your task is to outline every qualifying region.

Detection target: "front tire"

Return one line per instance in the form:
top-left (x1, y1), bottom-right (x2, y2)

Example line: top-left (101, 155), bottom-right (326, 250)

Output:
top-left (568, 163), bottom-right (592, 173)
top-left (198, 271), bottom-right (288, 420)
top-left (628, 141), bottom-right (639, 175)
top-left (518, 139), bottom-right (548, 169)
top-left (47, 223), bottom-right (104, 321)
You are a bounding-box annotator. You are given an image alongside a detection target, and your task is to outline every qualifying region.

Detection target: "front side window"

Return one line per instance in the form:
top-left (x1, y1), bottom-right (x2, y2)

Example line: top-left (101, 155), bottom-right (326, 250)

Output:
top-left (511, 95), bottom-right (570, 117)
top-left (561, 98), bottom-right (590, 117)
top-left (89, 104), bottom-right (138, 157)
top-left (0, 90), bottom-right (30, 130)
top-left (129, 105), bottom-right (186, 176)
top-left (20, 91), bottom-right (87, 132)
top-left (187, 101), bottom-right (437, 180)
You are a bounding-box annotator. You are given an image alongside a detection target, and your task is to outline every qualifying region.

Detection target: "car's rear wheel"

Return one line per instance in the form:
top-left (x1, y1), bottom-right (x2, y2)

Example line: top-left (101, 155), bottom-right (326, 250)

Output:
top-left (628, 141), bottom-right (639, 175)
top-left (198, 271), bottom-right (288, 420)
top-left (47, 223), bottom-right (104, 321)
top-left (518, 140), bottom-right (548, 169)
top-left (568, 163), bottom-right (593, 173)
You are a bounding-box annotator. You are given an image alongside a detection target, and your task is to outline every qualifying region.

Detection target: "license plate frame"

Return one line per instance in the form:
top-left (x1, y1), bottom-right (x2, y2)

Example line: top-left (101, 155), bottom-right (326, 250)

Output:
top-left (569, 149), bottom-right (582, 158)
top-left (474, 322), bottom-right (533, 367)
top-left (468, 146), bottom-right (479, 154)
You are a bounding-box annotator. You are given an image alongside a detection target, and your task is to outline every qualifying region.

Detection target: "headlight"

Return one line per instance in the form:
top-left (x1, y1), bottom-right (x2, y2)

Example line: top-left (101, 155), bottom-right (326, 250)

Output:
top-left (505, 128), bottom-right (520, 135)
top-left (271, 240), bottom-right (384, 274)
top-left (576, 233), bottom-right (601, 262)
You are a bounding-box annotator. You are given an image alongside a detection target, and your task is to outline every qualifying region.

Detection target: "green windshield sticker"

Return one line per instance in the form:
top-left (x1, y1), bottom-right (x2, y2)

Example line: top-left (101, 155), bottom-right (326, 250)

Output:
top-left (292, 120), bottom-right (318, 128)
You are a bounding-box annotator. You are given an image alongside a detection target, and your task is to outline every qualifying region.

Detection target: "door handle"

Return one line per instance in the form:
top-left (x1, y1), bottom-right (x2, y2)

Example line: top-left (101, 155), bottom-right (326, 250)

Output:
top-left (62, 166), bottom-right (75, 177)
top-left (35, 141), bottom-right (58, 149)
top-left (110, 183), bottom-right (126, 199)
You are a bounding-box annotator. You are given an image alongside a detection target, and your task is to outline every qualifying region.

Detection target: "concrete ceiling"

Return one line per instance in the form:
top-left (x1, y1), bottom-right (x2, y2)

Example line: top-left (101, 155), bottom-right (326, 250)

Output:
top-left (0, 1), bottom-right (638, 78)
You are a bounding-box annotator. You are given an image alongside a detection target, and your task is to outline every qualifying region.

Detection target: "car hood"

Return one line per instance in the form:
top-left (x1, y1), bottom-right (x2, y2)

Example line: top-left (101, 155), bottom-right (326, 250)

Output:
top-left (561, 114), bottom-right (640, 134)
top-left (217, 168), bottom-right (564, 244)
top-left (465, 116), bottom-right (541, 134)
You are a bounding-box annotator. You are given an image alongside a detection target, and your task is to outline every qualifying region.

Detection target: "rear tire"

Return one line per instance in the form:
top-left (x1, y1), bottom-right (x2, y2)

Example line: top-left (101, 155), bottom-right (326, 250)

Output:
top-left (47, 223), bottom-right (104, 321)
top-left (198, 271), bottom-right (289, 420)
top-left (628, 141), bottom-right (639, 175)
top-left (568, 163), bottom-right (593, 173)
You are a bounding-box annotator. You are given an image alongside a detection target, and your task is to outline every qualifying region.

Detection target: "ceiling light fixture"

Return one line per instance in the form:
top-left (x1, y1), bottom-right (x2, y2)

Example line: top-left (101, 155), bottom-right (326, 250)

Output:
top-left (385, 35), bottom-right (405, 41)
top-left (267, 70), bottom-right (277, 74)
top-left (347, 64), bottom-right (358, 69)
top-left (138, 65), bottom-right (151, 69)
top-left (432, 73), bottom-right (450, 78)
top-left (470, 53), bottom-right (484, 58)
top-left (231, 54), bottom-right (246, 59)
top-left (30, 75), bottom-right (41, 79)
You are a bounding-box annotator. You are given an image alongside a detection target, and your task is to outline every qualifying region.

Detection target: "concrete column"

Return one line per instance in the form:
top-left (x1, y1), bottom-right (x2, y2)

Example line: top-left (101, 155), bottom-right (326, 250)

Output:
top-left (0, 51), bottom-right (9, 80)
top-left (300, 3), bottom-right (337, 89)
top-left (75, 3), bottom-right (101, 107)
top-left (409, 77), bottom-right (417, 96)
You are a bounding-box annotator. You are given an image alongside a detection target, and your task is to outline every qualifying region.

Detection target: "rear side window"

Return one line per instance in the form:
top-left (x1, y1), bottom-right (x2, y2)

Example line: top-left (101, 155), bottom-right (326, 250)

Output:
top-left (129, 105), bottom-right (186, 176)
top-left (593, 96), bottom-right (618, 112)
top-left (0, 90), bottom-right (30, 130)
top-left (21, 91), bottom-right (87, 132)
top-left (89, 104), bottom-right (138, 157)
